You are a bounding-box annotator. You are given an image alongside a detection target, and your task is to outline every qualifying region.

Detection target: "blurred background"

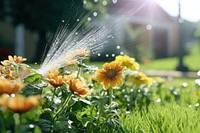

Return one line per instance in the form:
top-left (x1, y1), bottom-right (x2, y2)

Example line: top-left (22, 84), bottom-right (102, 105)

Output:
top-left (0, 0), bottom-right (200, 72)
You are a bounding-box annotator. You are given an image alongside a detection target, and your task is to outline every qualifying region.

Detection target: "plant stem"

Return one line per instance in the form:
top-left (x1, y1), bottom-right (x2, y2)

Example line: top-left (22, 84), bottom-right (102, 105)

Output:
top-left (52, 87), bottom-right (57, 102)
top-left (109, 88), bottom-right (113, 110)
top-left (76, 66), bottom-right (81, 78)
top-left (14, 113), bottom-right (21, 133)
top-left (76, 61), bottom-right (82, 78)
top-left (97, 90), bottom-right (106, 127)
top-left (53, 93), bottom-right (73, 120)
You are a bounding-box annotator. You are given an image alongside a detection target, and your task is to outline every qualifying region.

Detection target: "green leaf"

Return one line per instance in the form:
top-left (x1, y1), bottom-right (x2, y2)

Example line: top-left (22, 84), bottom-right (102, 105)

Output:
top-left (54, 120), bottom-right (78, 133)
top-left (24, 74), bottom-right (43, 84)
top-left (40, 110), bottom-right (53, 121)
top-left (36, 119), bottom-right (53, 133)
top-left (21, 85), bottom-right (42, 96)
top-left (33, 126), bottom-right (43, 133)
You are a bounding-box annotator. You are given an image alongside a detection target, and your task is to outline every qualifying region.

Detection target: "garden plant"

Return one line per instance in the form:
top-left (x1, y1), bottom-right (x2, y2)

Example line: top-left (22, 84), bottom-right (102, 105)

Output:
top-left (0, 54), bottom-right (200, 133)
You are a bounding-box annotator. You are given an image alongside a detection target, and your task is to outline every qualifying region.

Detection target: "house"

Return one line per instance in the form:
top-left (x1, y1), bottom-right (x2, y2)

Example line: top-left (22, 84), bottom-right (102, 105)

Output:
top-left (104, 0), bottom-right (179, 60)
top-left (0, 0), bottom-right (184, 62)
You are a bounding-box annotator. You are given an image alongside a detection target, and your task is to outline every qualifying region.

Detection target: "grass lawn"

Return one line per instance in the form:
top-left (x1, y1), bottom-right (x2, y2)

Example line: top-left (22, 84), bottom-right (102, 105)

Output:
top-left (140, 54), bottom-right (200, 71)
top-left (140, 44), bottom-right (200, 71)
top-left (120, 103), bottom-right (200, 133)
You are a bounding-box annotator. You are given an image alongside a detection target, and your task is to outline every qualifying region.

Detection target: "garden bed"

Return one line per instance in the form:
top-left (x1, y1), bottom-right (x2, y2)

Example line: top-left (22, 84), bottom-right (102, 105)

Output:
top-left (0, 55), bottom-right (199, 132)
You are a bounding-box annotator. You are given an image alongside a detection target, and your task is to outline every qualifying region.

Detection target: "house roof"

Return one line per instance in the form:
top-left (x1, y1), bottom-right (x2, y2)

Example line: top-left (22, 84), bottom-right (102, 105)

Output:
top-left (108, 0), bottom-right (177, 23)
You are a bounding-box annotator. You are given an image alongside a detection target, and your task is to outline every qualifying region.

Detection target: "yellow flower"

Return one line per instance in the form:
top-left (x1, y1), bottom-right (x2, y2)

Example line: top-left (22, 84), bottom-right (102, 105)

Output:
top-left (69, 79), bottom-right (90, 96)
top-left (114, 55), bottom-right (140, 70)
top-left (127, 72), bottom-right (152, 87)
top-left (0, 94), bottom-right (41, 113)
top-left (0, 78), bottom-right (24, 94)
top-left (153, 77), bottom-right (165, 84)
top-left (1, 55), bottom-right (26, 66)
top-left (96, 62), bottom-right (123, 89)
top-left (47, 69), bottom-right (72, 87)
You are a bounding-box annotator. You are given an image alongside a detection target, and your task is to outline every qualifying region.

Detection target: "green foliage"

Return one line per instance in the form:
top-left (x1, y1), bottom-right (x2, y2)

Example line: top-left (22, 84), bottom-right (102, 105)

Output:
top-left (0, 54), bottom-right (200, 132)
top-left (24, 73), bottom-right (43, 84)
top-left (120, 103), bottom-right (200, 133)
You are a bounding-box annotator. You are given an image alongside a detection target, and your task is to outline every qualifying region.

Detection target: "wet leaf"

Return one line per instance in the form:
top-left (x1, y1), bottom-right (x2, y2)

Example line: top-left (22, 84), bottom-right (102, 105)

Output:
top-left (24, 74), bottom-right (43, 84)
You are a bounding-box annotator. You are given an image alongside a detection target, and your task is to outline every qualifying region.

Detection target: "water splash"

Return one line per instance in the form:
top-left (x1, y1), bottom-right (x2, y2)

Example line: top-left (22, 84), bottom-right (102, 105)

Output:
top-left (37, 0), bottom-right (151, 76)
top-left (38, 18), bottom-right (110, 76)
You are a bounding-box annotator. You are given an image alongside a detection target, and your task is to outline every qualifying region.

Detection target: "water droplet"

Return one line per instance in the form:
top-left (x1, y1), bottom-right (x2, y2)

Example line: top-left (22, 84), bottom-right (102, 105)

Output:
top-left (106, 54), bottom-right (109, 57)
top-left (87, 17), bottom-right (91, 21)
top-left (83, 0), bottom-right (87, 4)
top-left (29, 124), bottom-right (34, 128)
top-left (156, 98), bottom-right (161, 103)
top-left (120, 51), bottom-right (124, 55)
top-left (146, 24), bottom-right (152, 30)
top-left (90, 84), bottom-right (94, 87)
top-left (173, 90), bottom-right (179, 95)
top-left (97, 53), bottom-right (101, 56)
top-left (195, 103), bottom-right (199, 107)
top-left (68, 120), bottom-right (73, 125)
top-left (116, 45), bottom-right (120, 49)
top-left (77, 19), bottom-right (80, 22)
top-left (62, 20), bottom-right (65, 23)
top-left (102, 0), bottom-right (108, 6)
top-left (182, 82), bottom-right (188, 87)
top-left (93, 12), bottom-right (98, 17)
top-left (54, 98), bottom-right (61, 104)
top-left (112, 0), bottom-right (118, 3)
top-left (112, 54), bottom-right (115, 57)
top-left (34, 62), bottom-right (37, 65)
top-left (11, 94), bottom-right (15, 97)
top-left (75, 32), bottom-right (78, 35)
top-left (68, 125), bottom-right (72, 129)
top-left (94, 0), bottom-right (98, 2)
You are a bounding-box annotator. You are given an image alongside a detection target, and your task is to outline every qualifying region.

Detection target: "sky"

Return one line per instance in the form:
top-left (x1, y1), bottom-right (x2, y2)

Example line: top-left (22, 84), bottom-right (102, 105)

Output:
top-left (154, 0), bottom-right (200, 22)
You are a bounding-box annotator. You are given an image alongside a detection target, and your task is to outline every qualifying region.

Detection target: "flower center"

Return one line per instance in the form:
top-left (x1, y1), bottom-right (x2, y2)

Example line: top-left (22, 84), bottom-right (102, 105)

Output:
top-left (105, 69), bottom-right (117, 79)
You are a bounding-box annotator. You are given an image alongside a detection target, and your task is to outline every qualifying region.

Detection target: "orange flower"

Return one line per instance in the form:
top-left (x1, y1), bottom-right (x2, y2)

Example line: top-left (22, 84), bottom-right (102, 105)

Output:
top-left (69, 79), bottom-right (90, 96)
top-left (96, 62), bottom-right (123, 89)
top-left (0, 94), bottom-right (41, 113)
top-left (47, 69), bottom-right (72, 87)
top-left (1, 55), bottom-right (26, 66)
top-left (0, 65), bottom-right (21, 80)
top-left (0, 78), bottom-right (24, 94)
